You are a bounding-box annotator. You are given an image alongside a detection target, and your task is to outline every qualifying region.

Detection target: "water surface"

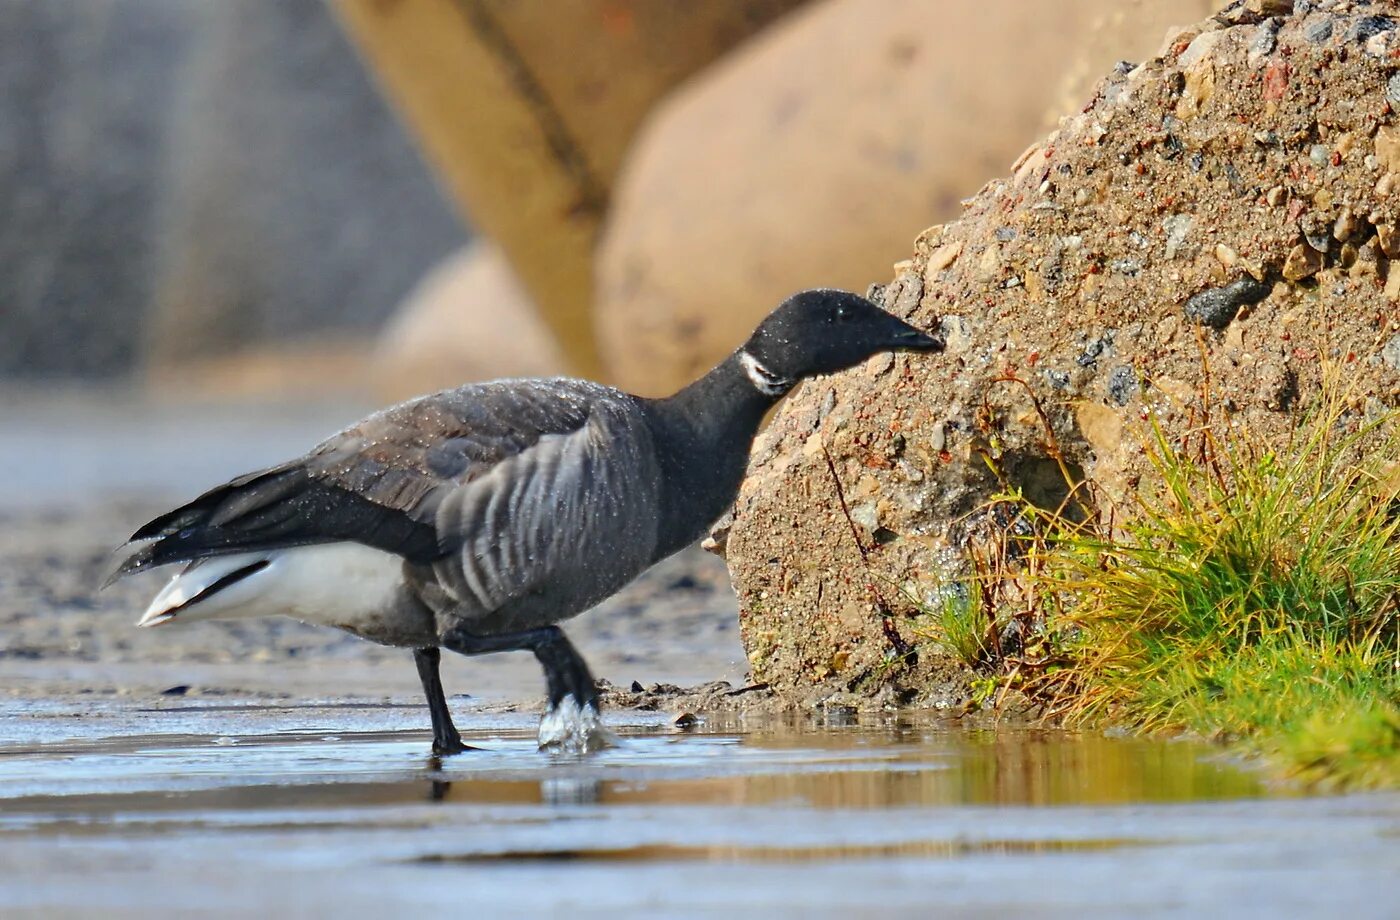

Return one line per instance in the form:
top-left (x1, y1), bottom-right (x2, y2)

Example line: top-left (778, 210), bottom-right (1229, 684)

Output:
top-left (3, 701), bottom-right (1397, 918)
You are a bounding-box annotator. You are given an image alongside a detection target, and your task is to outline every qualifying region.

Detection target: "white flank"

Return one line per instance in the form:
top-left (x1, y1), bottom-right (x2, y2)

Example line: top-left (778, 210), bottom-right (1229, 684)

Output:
top-left (138, 543), bottom-right (403, 628)
top-left (537, 696), bottom-right (614, 754)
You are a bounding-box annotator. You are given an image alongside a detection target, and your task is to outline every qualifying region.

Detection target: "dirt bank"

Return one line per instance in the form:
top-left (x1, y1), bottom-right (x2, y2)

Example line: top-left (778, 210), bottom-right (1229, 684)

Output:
top-left (722, 0), bottom-right (1400, 699)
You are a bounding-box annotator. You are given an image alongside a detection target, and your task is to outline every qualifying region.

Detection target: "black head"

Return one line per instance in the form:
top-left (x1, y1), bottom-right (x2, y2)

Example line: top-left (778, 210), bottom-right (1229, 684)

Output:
top-left (742, 289), bottom-right (943, 385)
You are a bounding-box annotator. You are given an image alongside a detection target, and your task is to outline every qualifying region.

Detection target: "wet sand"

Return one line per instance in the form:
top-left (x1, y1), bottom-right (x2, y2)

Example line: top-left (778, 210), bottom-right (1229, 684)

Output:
top-left (4, 394), bottom-right (1400, 917)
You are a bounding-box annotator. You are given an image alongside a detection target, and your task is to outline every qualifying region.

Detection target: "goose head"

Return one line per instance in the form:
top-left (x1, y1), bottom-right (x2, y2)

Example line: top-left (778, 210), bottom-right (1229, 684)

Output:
top-left (740, 289), bottom-right (943, 388)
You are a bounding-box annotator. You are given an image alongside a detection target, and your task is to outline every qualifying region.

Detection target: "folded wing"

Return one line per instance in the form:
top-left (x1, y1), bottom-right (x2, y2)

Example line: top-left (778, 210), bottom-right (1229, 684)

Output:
top-left (109, 380), bottom-right (617, 585)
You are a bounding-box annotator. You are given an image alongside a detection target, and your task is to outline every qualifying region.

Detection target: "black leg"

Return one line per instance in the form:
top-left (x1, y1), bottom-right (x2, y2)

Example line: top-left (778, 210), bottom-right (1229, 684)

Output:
top-left (439, 624), bottom-right (599, 712)
top-left (414, 647), bottom-right (469, 755)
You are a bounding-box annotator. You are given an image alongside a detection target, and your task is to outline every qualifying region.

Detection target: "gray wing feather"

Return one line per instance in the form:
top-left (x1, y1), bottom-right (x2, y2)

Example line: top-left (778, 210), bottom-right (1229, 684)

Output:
top-left (430, 398), bottom-right (662, 624)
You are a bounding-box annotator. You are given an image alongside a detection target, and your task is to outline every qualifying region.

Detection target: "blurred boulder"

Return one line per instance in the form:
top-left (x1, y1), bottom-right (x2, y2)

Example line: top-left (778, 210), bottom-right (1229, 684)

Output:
top-left (596, 0), bottom-right (1214, 396)
top-left (0, 0), bottom-right (463, 383)
top-left (0, 0), bottom-right (194, 378)
top-left (332, 0), bottom-right (813, 378)
top-left (371, 244), bottom-right (567, 402)
top-left (148, 0), bottom-right (464, 376)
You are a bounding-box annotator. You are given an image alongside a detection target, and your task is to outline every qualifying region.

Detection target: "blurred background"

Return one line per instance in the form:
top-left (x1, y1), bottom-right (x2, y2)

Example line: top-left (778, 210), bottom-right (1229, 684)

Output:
top-left (1, 0), bottom-right (1216, 414)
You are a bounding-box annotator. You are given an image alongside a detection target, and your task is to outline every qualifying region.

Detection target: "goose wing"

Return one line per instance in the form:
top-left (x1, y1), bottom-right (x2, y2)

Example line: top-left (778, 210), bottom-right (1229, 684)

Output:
top-left (108, 380), bottom-right (634, 585)
top-left (424, 393), bottom-right (662, 617)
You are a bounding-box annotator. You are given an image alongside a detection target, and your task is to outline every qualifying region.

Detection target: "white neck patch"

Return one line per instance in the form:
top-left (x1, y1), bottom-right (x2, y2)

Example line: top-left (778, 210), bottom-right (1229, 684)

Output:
top-left (739, 351), bottom-right (794, 397)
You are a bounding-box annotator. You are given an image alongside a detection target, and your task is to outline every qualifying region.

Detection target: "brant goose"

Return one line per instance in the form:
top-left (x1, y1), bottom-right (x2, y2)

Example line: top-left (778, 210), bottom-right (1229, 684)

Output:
top-left (109, 289), bottom-right (942, 754)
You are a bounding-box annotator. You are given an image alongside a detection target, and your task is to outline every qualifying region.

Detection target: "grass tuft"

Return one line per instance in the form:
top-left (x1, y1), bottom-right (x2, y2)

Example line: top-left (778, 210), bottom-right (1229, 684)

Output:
top-left (1024, 399), bottom-right (1400, 787)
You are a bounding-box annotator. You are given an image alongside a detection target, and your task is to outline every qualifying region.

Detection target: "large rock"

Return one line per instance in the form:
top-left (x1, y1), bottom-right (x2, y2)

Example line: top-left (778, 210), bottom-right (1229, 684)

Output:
top-left (721, 1), bottom-right (1400, 696)
top-left (596, 0), bottom-right (1216, 396)
top-left (147, 0), bottom-right (463, 373)
top-left (371, 244), bottom-right (567, 402)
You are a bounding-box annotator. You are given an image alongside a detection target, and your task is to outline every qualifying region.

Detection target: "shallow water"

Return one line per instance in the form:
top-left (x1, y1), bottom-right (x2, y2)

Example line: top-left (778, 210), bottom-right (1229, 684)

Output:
top-left (4, 701), bottom-right (1399, 918)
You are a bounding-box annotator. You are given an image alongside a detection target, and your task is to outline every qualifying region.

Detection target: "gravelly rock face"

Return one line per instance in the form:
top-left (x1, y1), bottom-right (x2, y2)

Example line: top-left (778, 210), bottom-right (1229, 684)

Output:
top-left (721, 0), bottom-right (1400, 699)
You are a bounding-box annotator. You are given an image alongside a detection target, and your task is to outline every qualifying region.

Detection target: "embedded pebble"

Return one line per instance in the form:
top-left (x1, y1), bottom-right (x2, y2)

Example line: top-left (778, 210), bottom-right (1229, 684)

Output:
top-left (1382, 335), bottom-right (1400, 371)
top-left (1250, 21), bottom-right (1280, 61)
top-left (1333, 209), bottom-right (1358, 241)
top-left (1283, 243), bottom-right (1324, 280)
top-left (1303, 18), bottom-right (1333, 43)
top-left (1346, 15), bottom-right (1394, 44)
top-left (1182, 277), bottom-right (1271, 328)
top-left (1388, 73), bottom-right (1400, 107)
top-left (1377, 223), bottom-right (1400, 257)
top-left (1106, 366), bottom-right (1138, 406)
top-left (1076, 333), bottom-right (1112, 367)
top-left (1163, 213), bottom-right (1196, 260)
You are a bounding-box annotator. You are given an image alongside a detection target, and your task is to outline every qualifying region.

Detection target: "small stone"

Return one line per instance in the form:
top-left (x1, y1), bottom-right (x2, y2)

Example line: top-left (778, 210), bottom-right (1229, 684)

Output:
top-left (1250, 21), bottom-right (1280, 62)
top-left (1375, 126), bottom-right (1400, 174)
top-left (1334, 208), bottom-right (1358, 241)
top-left (1106, 365), bottom-right (1138, 406)
top-left (1387, 270), bottom-right (1400, 301)
top-left (1163, 213), bottom-right (1196, 259)
top-left (1309, 144), bottom-right (1330, 167)
top-left (924, 240), bottom-right (964, 276)
top-left (1303, 18), bottom-right (1333, 43)
top-left (1283, 243), bottom-right (1325, 280)
top-left (1178, 30), bottom-right (1225, 69)
top-left (1388, 74), bottom-right (1400, 108)
top-left (930, 421), bottom-right (947, 452)
top-left (1177, 57), bottom-right (1216, 117)
top-left (1378, 224), bottom-right (1400, 257)
top-left (1073, 187), bottom-right (1092, 207)
top-left (161, 685), bottom-right (191, 696)
top-left (1382, 334), bottom-right (1400, 369)
top-left (1246, 0), bottom-right (1293, 14)
top-left (1267, 186), bottom-right (1287, 207)
top-left (1044, 369), bottom-right (1070, 390)
top-left (850, 502), bottom-right (880, 532)
top-left (866, 352), bottom-right (895, 377)
top-left (1346, 15), bottom-right (1394, 44)
top-left (1077, 333), bottom-right (1112, 367)
top-left (995, 226), bottom-right (1017, 242)
top-left (1378, 173), bottom-right (1398, 196)
top-left (1215, 243), bottom-right (1239, 267)
top-left (671, 712), bottom-right (699, 730)
top-left (1182, 277), bottom-right (1271, 328)
top-left (1109, 258), bottom-right (1143, 276)
top-left (1301, 217), bottom-right (1332, 253)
